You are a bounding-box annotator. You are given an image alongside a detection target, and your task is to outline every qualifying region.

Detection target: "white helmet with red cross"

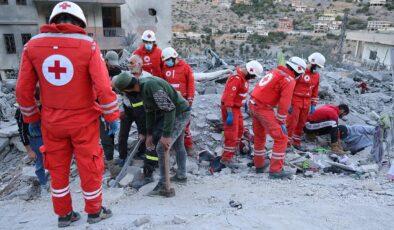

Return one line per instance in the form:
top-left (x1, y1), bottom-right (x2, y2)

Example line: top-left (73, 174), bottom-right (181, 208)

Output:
top-left (141, 30), bottom-right (156, 42)
top-left (49, 1), bottom-right (87, 28)
top-left (308, 52), bottom-right (326, 68)
top-left (286, 56), bottom-right (307, 74)
top-left (161, 47), bottom-right (178, 61)
top-left (246, 60), bottom-right (263, 78)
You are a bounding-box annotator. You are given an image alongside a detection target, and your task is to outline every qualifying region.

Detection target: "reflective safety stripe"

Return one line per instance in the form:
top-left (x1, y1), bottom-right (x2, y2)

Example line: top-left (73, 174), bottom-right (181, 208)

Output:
top-left (305, 121), bottom-right (337, 130)
top-left (146, 155), bottom-right (158, 161)
top-left (132, 101), bottom-right (143, 107)
top-left (292, 135), bottom-right (301, 140)
top-left (19, 105), bottom-right (36, 111)
top-left (52, 185), bottom-right (70, 198)
top-left (100, 100), bottom-right (117, 109)
top-left (171, 84), bottom-right (180, 88)
top-left (102, 105), bottom-right (119, 114)
top-left (271, 152), bottom-right (285, 160)
top-left (83, 186), bottom-right (102, 200)
top-left (21, 109), bottom-right (39, 116)
top-left (31, 33), bottom-right (93, 42)
top-left (239, 93), bottom-right (247, 97)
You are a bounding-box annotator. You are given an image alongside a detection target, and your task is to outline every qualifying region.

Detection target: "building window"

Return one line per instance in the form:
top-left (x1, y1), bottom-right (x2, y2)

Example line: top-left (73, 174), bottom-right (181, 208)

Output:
top-left (369, 51), bottom-right (377, 60)
top-left (4, 34), bottom-right (16, 54)
top-left (16, 0), bottom-right (26, 5)
top-left (0, 0), bottom-right (8, 5)
top-left (21, 33), bottom-right (31, 45)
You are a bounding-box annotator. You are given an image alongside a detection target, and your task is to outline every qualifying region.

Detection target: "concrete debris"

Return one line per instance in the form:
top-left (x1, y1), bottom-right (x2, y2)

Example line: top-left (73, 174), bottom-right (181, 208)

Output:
top-left (133, 216), bottom-right (150, 227)
top-left (172, 215), bottom-right (188, 224)
top-left (0, 125), bottom-right (18, 138)
top-left (0, 137), bottom-right (9, 153)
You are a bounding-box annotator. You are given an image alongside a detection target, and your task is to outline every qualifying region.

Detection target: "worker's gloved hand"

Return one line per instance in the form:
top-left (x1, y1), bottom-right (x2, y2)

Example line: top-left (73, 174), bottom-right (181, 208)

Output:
top-left (280, 124), bottom-right (288, 135)
top-left (288, 105), bottom-right (292, 114)
top-left (244, 101), bottom-right (249, 113)
top-left (309, 105), bottom-right (316, 114)
top-left (226, 112), bottom-right (233, 126)
top-left (107, 121), bottom-right (119, 136)
top-left (29, 121), bottom-right (42, 137)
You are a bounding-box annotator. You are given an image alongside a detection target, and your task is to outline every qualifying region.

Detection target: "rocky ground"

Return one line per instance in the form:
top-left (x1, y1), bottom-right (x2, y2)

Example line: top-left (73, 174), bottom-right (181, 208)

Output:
top-left (0, 62), bottom-right (393, 229)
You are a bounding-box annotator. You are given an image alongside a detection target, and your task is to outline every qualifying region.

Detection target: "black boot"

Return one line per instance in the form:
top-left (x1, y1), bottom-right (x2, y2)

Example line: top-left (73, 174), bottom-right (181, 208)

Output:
top-left (255, 160), bottom-right (270, 174)
top-left (269, 170), bottom-right (294, 180)
top-left (58, 211), bottom-right (81, 228)
top-left (87, 206), bottom-right (113, 224)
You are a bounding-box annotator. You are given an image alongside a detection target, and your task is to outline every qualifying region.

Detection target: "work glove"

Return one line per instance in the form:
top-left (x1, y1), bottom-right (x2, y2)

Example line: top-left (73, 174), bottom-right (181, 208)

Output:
top-left (28, 121), bottom-right (42, 137)
top-left (244, 101), bottom-right (249, 113)
top-left (288, 105), bottom-right (292, 114)
top-left (107, 121), bottom-right (119, 136)
top-left (226, 112), bottom-right (234, 126)
top-left (280, 124), bottom-right (288, 135)
top-left (309, 105), bottom-right (316, 114)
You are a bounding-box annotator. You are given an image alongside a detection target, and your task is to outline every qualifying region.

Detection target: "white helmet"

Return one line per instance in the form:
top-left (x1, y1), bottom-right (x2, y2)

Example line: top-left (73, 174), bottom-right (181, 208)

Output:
top-left (308, 52), bottom-right (326, 68)
top-left (49, 1), bottom-right (87, 28)
top-left (246, 60), bottom-right (263, 78)
top-left (162, 47), bottom-right (178, 61)
top-left (286, 56), bottom-right (307, 74)
top-left (141, 30), bottom-right (156, 42)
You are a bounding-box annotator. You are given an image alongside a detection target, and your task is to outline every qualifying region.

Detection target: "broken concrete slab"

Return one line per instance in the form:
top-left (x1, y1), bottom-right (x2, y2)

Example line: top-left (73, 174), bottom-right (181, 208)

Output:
top-left (133, 216), bottom-right (150, 227)
top-left (10, 136), bottom-right (26, 153)
top-left (0, 137), bottom-right (9, 153)
top-left (0, 125), bottom-right (18, 138)
top-left (119, 174), bottom-right (134, 187)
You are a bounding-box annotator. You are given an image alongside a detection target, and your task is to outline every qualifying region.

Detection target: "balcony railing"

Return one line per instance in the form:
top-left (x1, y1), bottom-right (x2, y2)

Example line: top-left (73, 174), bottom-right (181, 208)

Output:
top-left (103, 27), bottom-right (125, 37)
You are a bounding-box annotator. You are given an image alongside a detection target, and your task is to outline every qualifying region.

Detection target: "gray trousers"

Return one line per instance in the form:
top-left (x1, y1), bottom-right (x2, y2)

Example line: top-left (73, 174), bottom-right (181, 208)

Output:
top-left (156, 111), bottom-right (191, 183)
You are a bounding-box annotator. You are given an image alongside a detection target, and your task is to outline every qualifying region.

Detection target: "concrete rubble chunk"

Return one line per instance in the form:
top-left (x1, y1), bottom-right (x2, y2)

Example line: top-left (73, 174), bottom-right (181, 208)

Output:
top-left (119, 173), bottom-right (134, 187)
top-left (133, 216), bottom-right (150, 227)
top-left (172, 215), bottom-right (187, 224)
top-left (0, 125), bottom-right (19, 138)
top-left (10, 136), bottom-right (26, 153)
top-left (0, 137), bottom-right (9, 153)
top-left (206, 114), bottom-right (220, 123)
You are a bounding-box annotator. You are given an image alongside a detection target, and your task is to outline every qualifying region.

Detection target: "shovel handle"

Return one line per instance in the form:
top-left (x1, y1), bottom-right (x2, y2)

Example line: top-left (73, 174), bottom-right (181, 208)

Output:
top-left (164, 146), bottom-right (171, 192)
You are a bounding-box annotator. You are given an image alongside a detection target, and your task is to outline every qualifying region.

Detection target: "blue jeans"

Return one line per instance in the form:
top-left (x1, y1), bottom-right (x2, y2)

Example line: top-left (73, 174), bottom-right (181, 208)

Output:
top-left (156, 111), bottom-right (191, 183)
top-left (29, 136), bottom-right (47, 185)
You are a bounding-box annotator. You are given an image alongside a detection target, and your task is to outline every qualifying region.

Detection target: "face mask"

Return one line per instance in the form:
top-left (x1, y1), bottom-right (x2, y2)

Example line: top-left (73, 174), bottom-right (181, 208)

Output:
top-left (130, 66), bottom-right (140, 74)
top-left (310, 65), bottom-right (320, 73)
top-left (144, 44), bottom-right (153, 51)
top-left (165, 59), bottom-right (175, 67)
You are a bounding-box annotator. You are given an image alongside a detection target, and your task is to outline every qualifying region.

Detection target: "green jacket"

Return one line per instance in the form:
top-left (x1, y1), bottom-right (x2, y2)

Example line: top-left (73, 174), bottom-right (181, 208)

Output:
top-left (140, 76), bottom-right (189, 137)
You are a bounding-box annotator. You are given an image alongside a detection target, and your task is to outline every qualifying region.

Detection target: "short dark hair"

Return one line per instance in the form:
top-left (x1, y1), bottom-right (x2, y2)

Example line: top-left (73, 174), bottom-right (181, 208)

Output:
top-left (51, 13), bottom-right (85, 28)
top-left (338, 104), bottom-right (349, 114)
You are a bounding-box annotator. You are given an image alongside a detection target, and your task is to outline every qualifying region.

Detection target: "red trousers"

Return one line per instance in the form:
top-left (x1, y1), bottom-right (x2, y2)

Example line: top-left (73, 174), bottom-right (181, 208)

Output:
top-left (286, 103), bottom-right (309, 146)
top-left (249, 103), bottom-right (287, 173)
top-left (41, 119), bottom-right (104, 216)
top-left (184, 120), bottom-right (193, 149)
top-left (221, 106), bottom-right (244, 161)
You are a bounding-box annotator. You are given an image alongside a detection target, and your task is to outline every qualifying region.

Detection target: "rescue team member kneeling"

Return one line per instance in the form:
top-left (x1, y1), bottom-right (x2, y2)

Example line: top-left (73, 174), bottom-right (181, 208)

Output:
top-left (15, 1), bottom-right (118, 227)
top-left (112, 72), bottom-right (191, 197)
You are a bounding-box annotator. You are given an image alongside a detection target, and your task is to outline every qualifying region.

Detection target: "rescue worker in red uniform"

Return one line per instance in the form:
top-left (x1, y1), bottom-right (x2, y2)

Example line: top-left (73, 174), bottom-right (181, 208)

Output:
top-left (15, 1), bottom-right (119, 227)
top-left (304, 104), bottom-right (350, 154)
top-left (249, 57), bottom-right (306, 179)
top-left (220, 61), bottom-right (263, 167)
top-left (286, 52), bottom-right (326, 150)
top-left (133, 30), bottom-right (163, 77)
top-left (160, 47), bottom-right (195, 154)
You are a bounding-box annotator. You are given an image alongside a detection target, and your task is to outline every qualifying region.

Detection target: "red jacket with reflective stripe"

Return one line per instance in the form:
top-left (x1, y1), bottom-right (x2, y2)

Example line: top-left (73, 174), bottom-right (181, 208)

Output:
top-left (307, 104), bottom-right (339, 123)
top-left (221, 67), bottom-right (249, 107)
top-left (133, 44), bottom-right (163, 77)
top-left (250, 66), bottom-right (296, 123)
top-left (16, 24), bottom-right (119, 127)
top-left (291, 68), bottom-right (320, 108)
top-left (161, 59), bottom-right (195, 104)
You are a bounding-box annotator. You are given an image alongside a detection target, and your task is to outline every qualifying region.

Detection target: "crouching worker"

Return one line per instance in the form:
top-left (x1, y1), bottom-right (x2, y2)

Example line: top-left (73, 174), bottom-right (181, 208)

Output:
top-left (112, 72), bottom-right (190, 197)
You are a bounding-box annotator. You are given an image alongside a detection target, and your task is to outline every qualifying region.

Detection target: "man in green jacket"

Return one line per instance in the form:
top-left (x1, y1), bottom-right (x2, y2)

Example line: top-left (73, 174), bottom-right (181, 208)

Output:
top-left (112, 72), bottom-right (191, 196)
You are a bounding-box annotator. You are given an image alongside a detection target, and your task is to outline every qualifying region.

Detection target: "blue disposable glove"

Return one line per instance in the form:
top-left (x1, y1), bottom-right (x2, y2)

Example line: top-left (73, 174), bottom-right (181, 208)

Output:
top-left (226, 112), bottom-right (233, 126)
top-left (185, 106), bottom-right (192, 111)
top-left (309, 105), bottom-right (316, 114)
top-left (28, 121), bottom-right (42, 137)
top-left (244, 101), bottom-right (249, 113)
top-left (280, 124), bottom-right (288, 135)
top-left (107, 121), bottom-right (119, 136)
top-left (288, 105), bottom-right (292, 114)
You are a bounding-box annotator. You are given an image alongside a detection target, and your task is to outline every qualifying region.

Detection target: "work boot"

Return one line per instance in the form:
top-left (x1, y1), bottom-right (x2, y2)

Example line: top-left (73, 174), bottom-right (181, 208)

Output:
top-left (305, 133), bottom-right (316, 142)
top-left (186, 147), bottom-right (194, 156)
top-left (269, 170), bottom-right (294, 180)
top-left (255, 160), bottom-right (270, 174)
top-left (106, 160), bottom-right (121, 178)
top-left (330, 142), bottom-right (346, 155)
top-left (170, 174), bottom-right (187, 184)
top-left (147, 182), bottom-right (175, 197)
top-left (87, 206), bottom-right (113, 224)
top-left (58, 211), bottom-right (81, 228)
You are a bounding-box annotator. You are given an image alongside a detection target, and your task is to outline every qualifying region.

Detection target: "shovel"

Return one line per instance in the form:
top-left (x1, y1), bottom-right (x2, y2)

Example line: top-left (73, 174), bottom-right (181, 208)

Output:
top-left (163, 145), bottom-right (175, 197)
top-left (111, 139), bottom-right (142, 188)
